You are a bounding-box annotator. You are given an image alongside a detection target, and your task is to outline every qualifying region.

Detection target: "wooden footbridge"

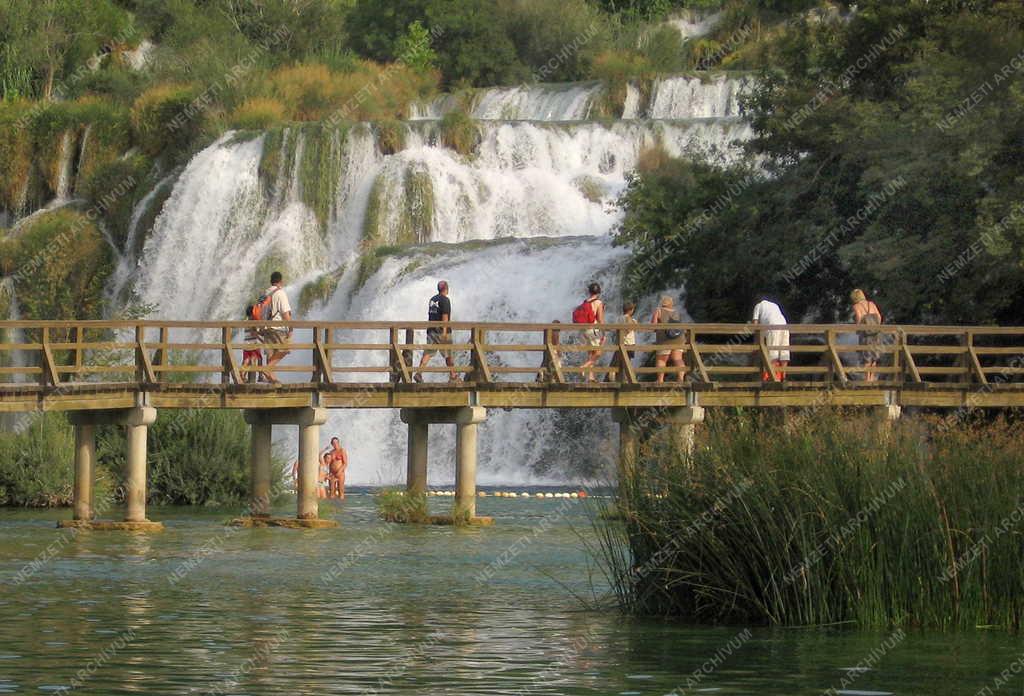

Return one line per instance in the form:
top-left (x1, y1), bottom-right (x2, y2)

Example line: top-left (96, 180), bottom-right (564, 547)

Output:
top-left (2, 319), bottom-right (1022, 529)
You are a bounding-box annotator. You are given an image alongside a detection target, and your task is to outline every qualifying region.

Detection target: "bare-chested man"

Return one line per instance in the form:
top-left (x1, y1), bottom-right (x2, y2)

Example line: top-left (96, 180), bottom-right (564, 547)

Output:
top-left (321, 437), bottom-right (348, 500)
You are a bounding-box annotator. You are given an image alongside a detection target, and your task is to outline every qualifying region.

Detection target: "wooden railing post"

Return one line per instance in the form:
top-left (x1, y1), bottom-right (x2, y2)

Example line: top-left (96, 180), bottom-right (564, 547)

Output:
top-left (313, 325), bottom-right (332, 385)
top-left (74, 325), bottom-right (84, 374)
top-left (470, 327), bottom-right (492, 384)
top-left (390, 326), bottom-right (411, 383)
top-left (544, 327), bottom-right (564, 384)
top-left (136, 325), bottom-right (156, 385)
top-left (40, 327), bottom-right (58, 387)
top-left (222, 326), bottom-right (241, 385)
top-left (152, 326), bottom-right (169, 383)
top-left (826, 329), bottom-right (847, 386)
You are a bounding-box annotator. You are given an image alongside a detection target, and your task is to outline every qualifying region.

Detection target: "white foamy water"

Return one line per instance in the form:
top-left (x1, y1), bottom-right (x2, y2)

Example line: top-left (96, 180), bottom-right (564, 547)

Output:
top-left (311, 236), bottom-right (628, 485)
top-left (130, 133), bottom-right (323, 319)
top-left (411, 75), bottom-right (749, 121)
top-left (411, 82), bottom-right (602, 121)
top-left (648, 75), bottom-right (749, 119)
top-left (112, 77), bottom-right (755, 484)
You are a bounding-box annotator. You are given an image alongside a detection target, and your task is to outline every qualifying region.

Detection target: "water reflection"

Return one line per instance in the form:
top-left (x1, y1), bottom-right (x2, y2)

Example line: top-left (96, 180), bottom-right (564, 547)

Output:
top-left (0, 497), bottom-right (1015, 695)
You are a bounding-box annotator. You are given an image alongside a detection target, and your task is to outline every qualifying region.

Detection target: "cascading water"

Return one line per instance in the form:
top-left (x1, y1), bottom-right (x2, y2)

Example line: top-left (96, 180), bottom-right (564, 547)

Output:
top-left (117, 74), bottom-right (753, 484)
top-left (53, 131), bottom-right (76, 203)
top-left (647, 75), bottom-right (749, 119)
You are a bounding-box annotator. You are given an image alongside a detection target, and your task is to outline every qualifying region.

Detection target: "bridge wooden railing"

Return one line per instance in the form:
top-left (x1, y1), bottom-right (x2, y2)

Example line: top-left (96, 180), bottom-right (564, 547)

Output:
top-left (1, 320), bottom-right (1024, 389)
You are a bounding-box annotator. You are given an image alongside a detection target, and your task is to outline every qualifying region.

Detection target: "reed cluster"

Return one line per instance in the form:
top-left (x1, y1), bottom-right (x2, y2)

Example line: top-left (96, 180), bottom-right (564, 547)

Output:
top-left (595, 412), bottom-right (1024, 630)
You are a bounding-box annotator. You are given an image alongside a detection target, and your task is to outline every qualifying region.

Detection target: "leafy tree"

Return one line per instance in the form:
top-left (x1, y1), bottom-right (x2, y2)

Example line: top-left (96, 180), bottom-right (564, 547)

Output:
top-left (617, 0), bottom-right (1024, 325)
top-left (395, 20), bottom-right (438, 72)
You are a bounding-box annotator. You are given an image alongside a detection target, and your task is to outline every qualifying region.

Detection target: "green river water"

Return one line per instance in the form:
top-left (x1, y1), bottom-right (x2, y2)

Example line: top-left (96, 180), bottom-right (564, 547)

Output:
top-left (0, 491), bottom-right (1020, 695)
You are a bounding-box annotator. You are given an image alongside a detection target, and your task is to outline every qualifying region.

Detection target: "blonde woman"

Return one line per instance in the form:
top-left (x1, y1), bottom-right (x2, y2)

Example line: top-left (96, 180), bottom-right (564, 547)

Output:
top-left (651, 296), bottom-right (686, 383)
top-left (851, 289), bottom-right (884, 382)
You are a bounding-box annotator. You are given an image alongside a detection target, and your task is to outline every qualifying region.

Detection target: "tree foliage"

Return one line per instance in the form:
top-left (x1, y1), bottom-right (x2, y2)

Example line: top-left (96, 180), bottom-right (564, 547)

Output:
top-left (616, 0), bottom-right (1024, 324)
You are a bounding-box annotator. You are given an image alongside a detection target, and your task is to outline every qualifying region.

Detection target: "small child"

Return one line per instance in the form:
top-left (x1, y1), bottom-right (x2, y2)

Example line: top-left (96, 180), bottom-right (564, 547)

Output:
top-left (242, 305), bottom-right (263, 383)
top-left (606, 301), bottom-right (637, 382)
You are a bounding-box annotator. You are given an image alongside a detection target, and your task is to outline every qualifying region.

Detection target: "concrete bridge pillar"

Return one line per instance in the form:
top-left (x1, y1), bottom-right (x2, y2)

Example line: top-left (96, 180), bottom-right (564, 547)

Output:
top-left (662, 406), bottom-right (705, 456)
top-left (400, 406), bottom-right (489, 524)
top-left (63, 407), bottom-right (161, 531)
top-left (455, 407), bottom-right (486, 519)
top-left (72, 423), bottom-right (95, 521)
top-left (611, 408), bottom-right (639, 484)
top-left (406, 421), bottom-right (429, 496)
top-left (124, 407), bottom-right (157, 523)
top-left (249, 420), bottom-right (273, 517)
top-left (296, 407), bottom-right (328, 520)
top-left (236, 407), bottom-right (337, 529)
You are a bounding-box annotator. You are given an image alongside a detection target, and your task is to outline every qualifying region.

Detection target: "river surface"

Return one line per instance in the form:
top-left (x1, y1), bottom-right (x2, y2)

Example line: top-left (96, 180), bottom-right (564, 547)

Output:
top-left (0, 490), bottom-right (1019, 695)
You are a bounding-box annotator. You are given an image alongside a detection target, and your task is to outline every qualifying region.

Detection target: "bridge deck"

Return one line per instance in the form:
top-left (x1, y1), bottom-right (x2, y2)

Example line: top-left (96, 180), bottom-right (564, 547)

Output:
top-left (2, 320), bottom-right (1023, 412)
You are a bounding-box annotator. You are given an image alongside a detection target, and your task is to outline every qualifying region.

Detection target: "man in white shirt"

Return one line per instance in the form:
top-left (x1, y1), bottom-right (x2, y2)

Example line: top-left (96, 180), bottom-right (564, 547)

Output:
top-left (260, 271), bottom-right (293, 384)
top-left (751, 296), bottom-right (790, 382)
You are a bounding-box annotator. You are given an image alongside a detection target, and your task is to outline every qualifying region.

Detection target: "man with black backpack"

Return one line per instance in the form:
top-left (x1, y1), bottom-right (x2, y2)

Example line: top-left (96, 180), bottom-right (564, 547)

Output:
top-left (251, 271), bottom-right (292, 384)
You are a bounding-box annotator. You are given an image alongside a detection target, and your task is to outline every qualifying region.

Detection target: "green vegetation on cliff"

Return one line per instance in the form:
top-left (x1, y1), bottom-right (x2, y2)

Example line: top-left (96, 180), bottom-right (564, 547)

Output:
top-left (0, 209), bottom-right (113, 320)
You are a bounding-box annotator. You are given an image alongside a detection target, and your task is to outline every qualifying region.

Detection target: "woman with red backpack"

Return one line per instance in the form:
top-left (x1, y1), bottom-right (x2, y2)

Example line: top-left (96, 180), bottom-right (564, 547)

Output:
top-left (574, 282), bottom-right (605, 383)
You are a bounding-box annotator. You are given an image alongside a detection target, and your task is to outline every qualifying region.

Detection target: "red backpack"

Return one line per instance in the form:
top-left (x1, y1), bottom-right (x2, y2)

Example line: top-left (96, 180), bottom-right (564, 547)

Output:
top-left (572, 298), bottom-right (597, 324)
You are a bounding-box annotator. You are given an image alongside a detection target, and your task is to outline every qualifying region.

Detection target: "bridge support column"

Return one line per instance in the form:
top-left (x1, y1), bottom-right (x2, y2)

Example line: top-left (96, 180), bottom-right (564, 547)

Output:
top-left (611, 409), bottom-right (639, 484)
top-left (455, 407), bottom-right (486, 520)
top-left (400, 407), bottom-right (491, 525)
top-left (125, 407), bottom-right (158, 523)
top-left (73, 423), bottom-right (95, 521)
top-left (407, 421), bottom-right (428, 496)
top-left (297, 408), bottom-right (328, 521)
top-left (233, 408), bottom-right (337, 529)
top-left (250, 421), bottom-right (273, 517)
top-left (61, 407), bottom-right (163, 531)
top-left (662, 406), bottom-right (705, 456)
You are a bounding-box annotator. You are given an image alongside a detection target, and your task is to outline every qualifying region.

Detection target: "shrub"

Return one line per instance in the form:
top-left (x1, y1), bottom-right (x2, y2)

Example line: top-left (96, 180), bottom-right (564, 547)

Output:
top-left (0, 101), bottom-right (34, 212)
top-left (590, 50), bottom-right (654, 117)
top-left (130, 82), bottom-right (202, 158)
top-left (98, 409), bottom-right (286, 507)
top-left (7, 209), bottom-right (113, 321)
top-left (376, 489), bottom-right (430, 523)
top-left (267, 61), bottom-right (439, 122)
top-left (298, 270), bottom-right (342, 314)
top-left (0, 413), bottom-right (109, 507)
top-left (376, 119), bottom-right (407, 155)
top-left (229, 97), bottom-right (288, 130)
top-left (439, 109), bottom-right (479, 156)
top-left (81, 155), bottom-right (150, 251)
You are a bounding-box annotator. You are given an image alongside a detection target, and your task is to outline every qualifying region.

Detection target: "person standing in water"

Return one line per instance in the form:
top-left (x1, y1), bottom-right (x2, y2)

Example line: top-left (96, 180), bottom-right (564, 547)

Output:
top-left (416, 280), bottom-right (460, 382)
top-left (322, 437), bottom-right (348, 500)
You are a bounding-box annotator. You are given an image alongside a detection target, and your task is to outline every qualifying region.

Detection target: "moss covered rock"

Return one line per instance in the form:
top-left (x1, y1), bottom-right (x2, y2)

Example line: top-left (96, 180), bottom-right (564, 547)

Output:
top-left (6, 209), bottom-right (113, 321)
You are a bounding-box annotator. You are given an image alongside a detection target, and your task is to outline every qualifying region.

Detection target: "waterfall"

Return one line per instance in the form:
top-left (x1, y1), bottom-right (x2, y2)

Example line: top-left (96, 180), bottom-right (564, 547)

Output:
top-left (113, 75), bottom-right (754, 484)
top-left (75, 125), bottom-right (92, 198)
top-left (53, 131), bottom-right (76, 203)
top-left (410, 83), bottom-right (602, 121)
top-left (312, 236), bottom-right (631, 485)
top-left (647, 75), bottom-right (749, 119)
top-left (410, 76), bottom-right (748, 121)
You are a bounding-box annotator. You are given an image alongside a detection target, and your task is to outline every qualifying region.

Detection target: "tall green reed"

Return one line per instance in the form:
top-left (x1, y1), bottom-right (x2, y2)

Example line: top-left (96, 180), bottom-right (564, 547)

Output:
top-left (595, 412), bottom-right (1024, 630)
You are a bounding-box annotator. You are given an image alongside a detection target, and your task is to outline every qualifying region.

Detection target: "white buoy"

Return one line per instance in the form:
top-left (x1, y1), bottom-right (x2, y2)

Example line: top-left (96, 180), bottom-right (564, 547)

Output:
top-left (570, 492), bottom-right (579, 498)
top-left (478, 491), bottom-right (487, 497)
top-left (544, 492), bottom-right (554, 498)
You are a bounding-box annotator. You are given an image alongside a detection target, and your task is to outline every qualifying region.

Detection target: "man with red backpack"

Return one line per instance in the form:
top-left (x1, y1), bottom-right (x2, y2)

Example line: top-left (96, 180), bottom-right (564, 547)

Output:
top-left (574, 282), bottom-right (605, 383)
top-left (251, 271), bottom-right (293, 384)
